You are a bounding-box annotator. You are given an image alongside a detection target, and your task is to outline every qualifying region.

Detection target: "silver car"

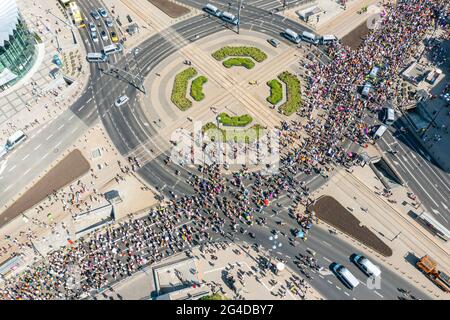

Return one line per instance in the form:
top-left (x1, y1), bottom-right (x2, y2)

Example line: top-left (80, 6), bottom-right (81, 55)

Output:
top-left (115, 95), bottom-right (129, 107)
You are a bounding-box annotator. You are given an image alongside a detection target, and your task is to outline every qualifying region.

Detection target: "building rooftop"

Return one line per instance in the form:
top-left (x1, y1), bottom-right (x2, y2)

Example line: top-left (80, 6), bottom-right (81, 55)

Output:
top-left (0, 0), bottom-right (20, 47)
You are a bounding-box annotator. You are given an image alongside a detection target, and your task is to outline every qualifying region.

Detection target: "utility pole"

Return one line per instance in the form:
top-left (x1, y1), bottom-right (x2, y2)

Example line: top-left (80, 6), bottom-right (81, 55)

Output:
top-left (237, 0), bottom-right (243, 34)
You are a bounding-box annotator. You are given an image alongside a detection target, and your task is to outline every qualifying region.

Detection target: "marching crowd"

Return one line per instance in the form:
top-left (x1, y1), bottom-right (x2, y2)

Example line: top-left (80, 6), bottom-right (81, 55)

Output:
top-left (0, 0), bottom-right (447, 299)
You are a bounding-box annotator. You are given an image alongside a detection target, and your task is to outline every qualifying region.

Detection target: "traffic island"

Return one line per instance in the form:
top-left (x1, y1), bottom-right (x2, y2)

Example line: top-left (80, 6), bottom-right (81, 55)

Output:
top-left (266, 79), bottom-right (283, 105)
top-left (278, 71), bottom-right (301, 116)
top-left (171, 67), bottom-right (197, 111)
top-left (309, 195), bottom-right (393, 257)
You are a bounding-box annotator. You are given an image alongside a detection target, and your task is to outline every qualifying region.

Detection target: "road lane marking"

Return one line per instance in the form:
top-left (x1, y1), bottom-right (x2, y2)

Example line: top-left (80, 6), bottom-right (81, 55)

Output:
top-left (336, 286), bottom-right (341, 290)
top-left (34, 144), bottom-right (41, 151)
top-left (374, 291), bottom-right (383, 298)
top-left (327, 280), bottom-right (333, 284)
top-left (46, 134), bottom-right (53, 141)
top-left (344, 292), bottom-right (350, 296)
top-left (322, 240), bottom-right (332, 247)
top-left (8, 165), bottom-right (16, 172)
top-left (24, 168), bottom-right (32, 175)
top-left (57, 124), bottom-right (65, 130)
top-left (22, 154), bottom-right (29, 161)
top-left (322, 256), bottom-right (332, 263)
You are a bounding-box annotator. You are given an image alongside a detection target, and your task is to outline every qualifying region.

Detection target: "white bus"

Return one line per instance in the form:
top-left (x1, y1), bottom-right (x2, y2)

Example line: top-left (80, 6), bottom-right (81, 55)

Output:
top-left (102, 44), bottom-right (123, 56)
top-left (283, 28), bottom-right (300, 44)
top-left (221, 11), bottom-right (239, 25)
top-left (6, 130), bottom-right (27, 151)
top-left (203, 3), bottom-right (221, 17)
top-left (86, 52), bottom-right (107, 63)
top-left (302, 31), bottom-right (319, 45)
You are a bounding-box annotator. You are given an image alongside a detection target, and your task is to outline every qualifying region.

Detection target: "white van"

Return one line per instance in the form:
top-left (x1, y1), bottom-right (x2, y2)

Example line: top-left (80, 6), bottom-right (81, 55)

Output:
top-left (102, 44), bottom-right (123, 56)
top-left (283, 28), bottom-right (300, 44)
top-left (384, 107), bottom-right (395, 125)
top-left (373, 125), bottom-right (387, 140)
top-left (321, 34), bottom-right (337, 45)
top-left (369, 66), bottom-right (380, 79)
top-left (333, 264), bottom-right (360, 289)
top-left (221, 11), bottom-right (239, 25)
top-left (5, 130), bottom-right (27, 151)
top-left (203, 3), bottom-right (221, 17)
top-left (302, 31), bottom-right (319, 45)
top-left (353, 254), bottom-right (381, 278)
top-left (362, 82), bottom-right (372, 97)
top-left (86, 52), bottom-right (107, 63)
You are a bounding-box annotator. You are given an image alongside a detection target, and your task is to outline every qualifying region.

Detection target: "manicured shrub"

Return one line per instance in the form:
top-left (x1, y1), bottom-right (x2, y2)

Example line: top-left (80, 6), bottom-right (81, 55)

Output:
top-left (212, 46), bottom-right (267, 62)
top-left (217, 112), bottom-right (253, 127)
top-left (266, 79), bottom-right (283, 105)
top-left (223, 57), bottom-right (255, 69)
top-left (278, 71), bottom-right (301, 116)
top-left (171, 67), bottom-right (197, 111)
top-left (190, 76), bottom-right (208, 101)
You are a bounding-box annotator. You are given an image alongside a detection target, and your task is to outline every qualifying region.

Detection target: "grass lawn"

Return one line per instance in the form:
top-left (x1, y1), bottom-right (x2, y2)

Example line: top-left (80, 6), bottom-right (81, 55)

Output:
top-left (223, 57), bottom-right (255, 69)
top-left (217, 112), bottom-right (253, 126)
top-left (212, 46), bottom-right (267, 62)
top-left (278, 71), bottom-right (301, 116)
top-left (171, 67), bottom-right (197, 111)
top-left (266, 79), bottom-right (283, 105)
top-left (190, 75), bottom-right (208, 101)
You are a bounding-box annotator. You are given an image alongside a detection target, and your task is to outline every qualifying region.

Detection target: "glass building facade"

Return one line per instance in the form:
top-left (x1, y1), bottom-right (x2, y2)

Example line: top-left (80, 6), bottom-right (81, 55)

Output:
top-left (0, 14), bottom-right (36, 91)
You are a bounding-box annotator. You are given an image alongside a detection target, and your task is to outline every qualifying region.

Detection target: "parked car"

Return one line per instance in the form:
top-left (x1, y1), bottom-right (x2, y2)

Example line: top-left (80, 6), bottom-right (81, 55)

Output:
top-left (100, 30), bottom-right (108, 41)
top-left (105, 18), bottom-right (114, 28)
top-left (88, 22), bottom-right (96, 32)
top-left (91, 31), bottom-right (98, 43)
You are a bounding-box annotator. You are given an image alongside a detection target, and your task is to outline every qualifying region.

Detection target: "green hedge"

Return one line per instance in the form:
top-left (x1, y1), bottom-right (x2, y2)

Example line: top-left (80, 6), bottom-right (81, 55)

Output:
top-left (190, 76), bottom-right (208, 101)
top-left (266, 79), bottom-right (283, 105)
top-left (223, 57), bottom-right (255, 69)
top-left (200, 293), bottom-right (228, 300)
top-left (212, 46), bottom-right (267, 62)
top-left (217, 112), bottom-right (253, 127)
top-left (278, 71), bottom-right (301, 116)
top-left (171, 67), bottom-right (197, 111)
top-left (202, 122), bottom-right (264, 143)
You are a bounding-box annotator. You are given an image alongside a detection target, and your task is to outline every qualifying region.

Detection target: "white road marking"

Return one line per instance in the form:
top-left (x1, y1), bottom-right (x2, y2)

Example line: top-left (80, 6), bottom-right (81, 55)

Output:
top-left (34, 144), bottom-right (41, 151)
top-left (46, 134), bottom-right (53, 141)
top-left (57, 124), bottom-right (65, 131)
top-left (327, 280), bottom-right (333, 284)
top-left (8, 165), bottom-right (16, 173)
top-left (336, 285), bottom-right (341, 290)
top-left (0, 160), bottom-right (7, 174)
top-left (374, 291), bottom-right (384, 298)
top-left (22, 154), bottom-right (29, 161)
top-left (322, 240), bottom-right (332, 247)
top-left (24, 168), bottom-right (32, 175)
top-left (322, 256), bottom-right (332, 263)
top-left (344, 292), bottom-right (350, 296)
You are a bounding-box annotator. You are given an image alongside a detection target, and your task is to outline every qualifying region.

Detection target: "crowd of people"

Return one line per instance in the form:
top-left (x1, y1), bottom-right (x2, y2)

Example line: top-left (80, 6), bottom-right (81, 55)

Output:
top-left (0, 0), bottom-right (446, 299)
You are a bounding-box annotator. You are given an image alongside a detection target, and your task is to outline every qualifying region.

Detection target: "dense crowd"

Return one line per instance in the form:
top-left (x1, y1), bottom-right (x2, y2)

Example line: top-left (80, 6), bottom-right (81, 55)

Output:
top-left (0, 0), bottom-right (447, 299)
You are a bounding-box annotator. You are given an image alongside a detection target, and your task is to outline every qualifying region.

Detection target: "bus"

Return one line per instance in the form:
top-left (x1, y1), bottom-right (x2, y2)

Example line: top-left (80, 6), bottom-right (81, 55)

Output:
top-left (102, 44), bottom-right (123, 56)
top-left (283, 29), bottom-right (300, 44)
top-left (221, 11), bottom-right (239, 25)
top-left (86, 53), bottom-right (107, 63)
top-left (203, 3), bottom-right (222, 17)
top-left (5, 130), bottom-right (27, 151)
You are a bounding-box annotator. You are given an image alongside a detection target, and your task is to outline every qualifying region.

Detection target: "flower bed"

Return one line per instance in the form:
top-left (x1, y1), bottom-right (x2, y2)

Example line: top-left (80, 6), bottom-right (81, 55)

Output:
top-left (223, 57), bottom-right (255, 69)
top-left (217, 112), bottom-right (253, 127)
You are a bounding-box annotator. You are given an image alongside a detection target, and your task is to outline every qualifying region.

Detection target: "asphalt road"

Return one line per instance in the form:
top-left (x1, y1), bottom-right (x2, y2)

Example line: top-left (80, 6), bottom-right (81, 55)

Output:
top-left (0, 0), bottom-right (436, 300)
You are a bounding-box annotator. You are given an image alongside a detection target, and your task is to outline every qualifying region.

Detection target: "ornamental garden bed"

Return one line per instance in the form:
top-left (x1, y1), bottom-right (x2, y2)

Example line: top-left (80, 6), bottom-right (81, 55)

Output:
top-left (217, 113), bottom-right (253, 127)
top-left (278, 71), bottom-right (301, 116)
top-left (190, 76), bottom-right (208, 101)
top-left (266, 79), bottom-right (283, 105)
top-left (223, 57), bottom-right (255, 69)
top-left (171, 67), bottom-right (197, 111)
top-left (202, 123), bottom-right (264, 143)
top-left (211, 46), bottom-right (267, 62)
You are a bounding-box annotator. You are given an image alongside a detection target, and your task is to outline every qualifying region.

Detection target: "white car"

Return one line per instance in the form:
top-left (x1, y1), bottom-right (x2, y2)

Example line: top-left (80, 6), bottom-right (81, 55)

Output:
top-left (115, 95), bottom-right (129, 107)
top-left (91, 31), bottom-right (99, 43)
top-left (88, 22), bottom-right (96, 32)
